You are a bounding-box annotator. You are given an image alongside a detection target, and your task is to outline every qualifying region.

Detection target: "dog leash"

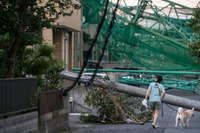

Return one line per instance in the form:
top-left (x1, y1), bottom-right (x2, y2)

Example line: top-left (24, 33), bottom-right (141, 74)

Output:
top-left (161, 102), bottom-right (164, 117)
top-left (162, 101), bottom-right (177, 111)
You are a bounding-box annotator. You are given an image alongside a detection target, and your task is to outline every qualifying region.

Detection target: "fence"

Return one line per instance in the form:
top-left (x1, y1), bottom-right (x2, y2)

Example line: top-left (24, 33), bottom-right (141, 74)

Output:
top-left (0, 78), bottom-right (37, 116)
top-left (38, 90), bottom-right (63, 116)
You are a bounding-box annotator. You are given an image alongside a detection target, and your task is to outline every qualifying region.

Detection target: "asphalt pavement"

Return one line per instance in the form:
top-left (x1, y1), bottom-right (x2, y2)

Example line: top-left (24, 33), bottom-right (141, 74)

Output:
top-left (63, 89), bottom-right (200, 133)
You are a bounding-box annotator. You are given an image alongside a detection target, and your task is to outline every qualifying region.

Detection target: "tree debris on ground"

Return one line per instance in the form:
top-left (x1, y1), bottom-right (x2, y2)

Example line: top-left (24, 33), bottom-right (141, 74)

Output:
top-left (79, 86), bottom-right (152, 124)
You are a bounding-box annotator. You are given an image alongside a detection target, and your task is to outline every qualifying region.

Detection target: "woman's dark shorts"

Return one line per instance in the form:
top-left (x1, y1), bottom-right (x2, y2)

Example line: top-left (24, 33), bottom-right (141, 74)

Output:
top-left (150, 102), bottom-right (161, 110)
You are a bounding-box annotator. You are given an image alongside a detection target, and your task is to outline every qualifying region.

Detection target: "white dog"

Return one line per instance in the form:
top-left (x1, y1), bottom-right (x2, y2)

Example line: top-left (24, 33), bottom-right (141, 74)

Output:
top-left (175, 107), bottom-right (194, 128)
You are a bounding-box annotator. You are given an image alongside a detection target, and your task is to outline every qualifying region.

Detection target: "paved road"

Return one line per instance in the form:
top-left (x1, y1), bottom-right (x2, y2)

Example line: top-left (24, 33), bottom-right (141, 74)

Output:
top-left (64, 89), bottom-right (200, 133)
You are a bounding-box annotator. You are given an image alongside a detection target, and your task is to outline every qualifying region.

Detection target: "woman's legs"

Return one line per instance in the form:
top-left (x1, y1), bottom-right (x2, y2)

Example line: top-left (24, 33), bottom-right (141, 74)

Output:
top-left (153, 109), bottom-right (159, 124)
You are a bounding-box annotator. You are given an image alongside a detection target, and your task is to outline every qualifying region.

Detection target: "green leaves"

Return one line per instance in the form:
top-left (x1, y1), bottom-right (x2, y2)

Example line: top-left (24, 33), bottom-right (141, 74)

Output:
top-left (0, 0), bottom-right (81, 78)
top-left (30, 57), bottom-right (50, 75)
top-left (18, 44), bottom-right (64, 91)
top-left (188, 40), bottom-right (200, 64)
top-left (82, 87), bottom-right (152, 123)
top-left (0, 49), bottom-right (11, 77)
top-left (40, 56), bottom-right (64, 92)
top-left (0, 33), bottom-right (14, 50)
top-left (39, 44), bottom-right (55, 57)
top-left (186, 4), bottom-right (200, 33)
top-left (186, 2), bottom-right (200, 64)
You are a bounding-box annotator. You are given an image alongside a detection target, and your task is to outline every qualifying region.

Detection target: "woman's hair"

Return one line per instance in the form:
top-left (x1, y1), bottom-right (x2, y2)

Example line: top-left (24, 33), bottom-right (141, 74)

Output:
top-left (156, 75), bottom-right (163, 83)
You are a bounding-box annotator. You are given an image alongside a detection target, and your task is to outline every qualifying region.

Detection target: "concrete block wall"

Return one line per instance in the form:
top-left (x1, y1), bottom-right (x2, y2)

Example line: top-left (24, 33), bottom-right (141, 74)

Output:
top-left (38, 108), bottom-right (69, 133)
top-left (62, 79), bottom-right (92, 113)
top-left (0, 108), bottom-right (69, 133)
top-left (68, 85), bottom-right (92, 113)
top-left (0, 112), bottom-right (38, 133)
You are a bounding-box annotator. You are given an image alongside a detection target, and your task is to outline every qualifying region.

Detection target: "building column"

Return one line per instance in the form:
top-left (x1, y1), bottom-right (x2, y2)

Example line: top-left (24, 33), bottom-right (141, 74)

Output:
top-left (63, 31), bottom-right (70, 71)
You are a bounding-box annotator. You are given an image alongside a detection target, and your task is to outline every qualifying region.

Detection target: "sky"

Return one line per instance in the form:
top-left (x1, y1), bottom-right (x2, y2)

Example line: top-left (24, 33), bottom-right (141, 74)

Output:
top-left (113, 0), bottom-right (199, 8)
top-left (112, 0), bottom-right (199, 19)
top-left (110, 0), bottom-right (199, 28)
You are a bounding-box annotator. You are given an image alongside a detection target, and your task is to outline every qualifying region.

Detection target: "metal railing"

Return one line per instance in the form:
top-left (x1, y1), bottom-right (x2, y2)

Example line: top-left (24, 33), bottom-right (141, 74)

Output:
top-left (72, 68), bottom-right (200, 92)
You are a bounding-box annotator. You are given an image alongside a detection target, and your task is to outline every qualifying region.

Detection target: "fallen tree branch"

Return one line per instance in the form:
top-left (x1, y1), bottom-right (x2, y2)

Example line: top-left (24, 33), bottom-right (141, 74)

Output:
top-left (61, 71), bottom-right (200, 111)
top-left (103, 88), bottom-right (148, 125)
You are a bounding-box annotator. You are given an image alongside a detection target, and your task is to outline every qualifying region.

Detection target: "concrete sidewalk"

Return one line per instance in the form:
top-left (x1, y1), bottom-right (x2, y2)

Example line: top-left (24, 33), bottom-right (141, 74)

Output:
top-left (65, 89), bottom-right (200, 133)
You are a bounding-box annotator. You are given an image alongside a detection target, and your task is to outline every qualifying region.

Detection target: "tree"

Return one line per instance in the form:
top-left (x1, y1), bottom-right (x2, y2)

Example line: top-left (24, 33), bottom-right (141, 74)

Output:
top-left (80, 86), bottom-right (152, 124)
top-left (39, 56), bottom-right (65, 92)
top-left (0, 0), bottom-right (81, 78)
top-left (186, 2), bottom-right (200, 63)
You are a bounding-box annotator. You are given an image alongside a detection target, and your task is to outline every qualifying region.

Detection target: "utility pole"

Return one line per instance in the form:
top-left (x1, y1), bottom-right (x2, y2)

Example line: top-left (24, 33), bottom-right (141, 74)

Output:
top-left (61, 71), bottom-right (200, 111)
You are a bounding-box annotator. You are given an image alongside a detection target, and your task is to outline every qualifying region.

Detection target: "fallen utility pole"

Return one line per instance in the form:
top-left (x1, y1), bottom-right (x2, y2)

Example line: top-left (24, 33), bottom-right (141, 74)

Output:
top-left (61, 71), bottom-right (200, 111)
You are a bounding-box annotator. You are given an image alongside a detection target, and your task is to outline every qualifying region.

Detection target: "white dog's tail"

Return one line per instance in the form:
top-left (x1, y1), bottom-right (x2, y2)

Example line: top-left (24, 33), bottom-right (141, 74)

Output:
top-left (178, 107), bottom-right (183, 113)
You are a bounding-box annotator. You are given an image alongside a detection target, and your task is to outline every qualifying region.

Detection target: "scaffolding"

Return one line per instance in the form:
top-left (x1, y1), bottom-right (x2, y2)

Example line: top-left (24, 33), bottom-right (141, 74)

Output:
top-left (81, 0), bottom-right (199, 71)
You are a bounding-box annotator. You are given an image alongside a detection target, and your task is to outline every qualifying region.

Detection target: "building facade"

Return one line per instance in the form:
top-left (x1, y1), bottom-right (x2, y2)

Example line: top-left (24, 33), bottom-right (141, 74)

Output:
top-left (42, 0), bottom-right (83, 71)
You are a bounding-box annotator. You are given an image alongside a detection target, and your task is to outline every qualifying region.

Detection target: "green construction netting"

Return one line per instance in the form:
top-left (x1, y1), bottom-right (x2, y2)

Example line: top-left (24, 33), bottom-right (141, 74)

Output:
top-left (81, 0), bottom-right (200, 71)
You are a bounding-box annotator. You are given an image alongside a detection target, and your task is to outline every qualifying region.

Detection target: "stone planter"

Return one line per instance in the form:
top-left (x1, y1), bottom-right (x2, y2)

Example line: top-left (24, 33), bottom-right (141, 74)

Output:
top-left (38, 90), bottom-right (70, 133)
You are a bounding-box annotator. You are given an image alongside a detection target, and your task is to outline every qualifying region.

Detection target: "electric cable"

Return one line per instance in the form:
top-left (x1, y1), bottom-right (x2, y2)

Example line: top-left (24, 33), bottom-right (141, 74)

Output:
top-left (85, 0), bottom-right (120, 86)
top-left (62, 0), bottom-right (110, 96)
